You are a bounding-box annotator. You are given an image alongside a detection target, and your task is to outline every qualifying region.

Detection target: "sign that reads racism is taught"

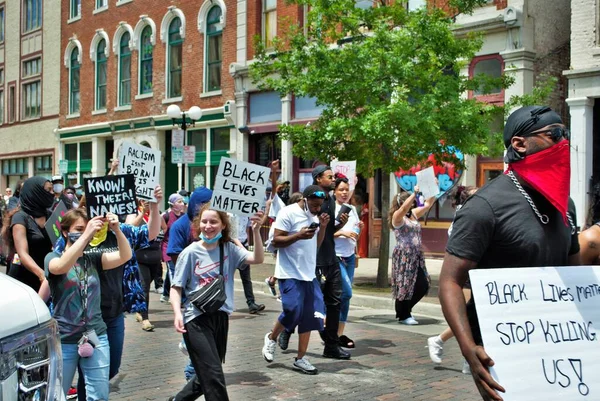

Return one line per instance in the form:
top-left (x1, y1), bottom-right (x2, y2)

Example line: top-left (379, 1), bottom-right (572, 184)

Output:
top-left (211, 158), bottom-right (271, 216)
top-left (469, 266), bottom-right (600, 401)
top-left (118, 142), bottom-right (161, 201)
top-left (84, 174), bottom-right (137, 218)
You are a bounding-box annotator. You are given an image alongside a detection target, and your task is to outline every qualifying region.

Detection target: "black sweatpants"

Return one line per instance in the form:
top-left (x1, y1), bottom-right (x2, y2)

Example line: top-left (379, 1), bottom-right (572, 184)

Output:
top-left (318, 262), bottom-right (342, 347)
top-left (175, 311), bottom-right (229, 401)
top-left (395, 267), bottom-right (429, 321)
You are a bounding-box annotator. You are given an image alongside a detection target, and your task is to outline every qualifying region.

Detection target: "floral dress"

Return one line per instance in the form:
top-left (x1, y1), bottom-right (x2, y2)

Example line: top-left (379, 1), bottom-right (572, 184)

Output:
top-left (391, 215), bottom-right (430, 301)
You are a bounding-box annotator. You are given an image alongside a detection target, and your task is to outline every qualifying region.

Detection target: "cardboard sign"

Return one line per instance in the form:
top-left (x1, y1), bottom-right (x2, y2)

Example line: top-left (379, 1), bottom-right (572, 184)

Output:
top-left (118, 142), bottom-right (161, 201)
top-left (172, 147), bottom-right (183, 164)
top-left (172, 129), bottom-right (185, 147)
top-left (415, 166), bottom-right (440, 199)
top-left (183, 146), bottom-right (196, 164)
top-left (84, 174), bottom-right (137, 218)
top-left (331, 160), bottom-right (357, 191)
top-left (469, 266), bottom-right (600, 401)
top-left (211, 157), bottom-right (271, 216)
top-left (45, 201), bottom-right (69, 246)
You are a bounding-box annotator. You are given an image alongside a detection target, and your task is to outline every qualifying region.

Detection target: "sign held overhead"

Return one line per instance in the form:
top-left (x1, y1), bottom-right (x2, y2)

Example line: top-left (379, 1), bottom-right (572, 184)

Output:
top-left (118, 142), bottom-right (161, 201)
top-left (84, 174), bottom-right (137, 218)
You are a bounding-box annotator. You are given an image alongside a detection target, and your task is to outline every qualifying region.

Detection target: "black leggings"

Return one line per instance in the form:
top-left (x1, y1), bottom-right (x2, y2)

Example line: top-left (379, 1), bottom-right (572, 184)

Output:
top-left (395, 268), bottom-right (429, 320)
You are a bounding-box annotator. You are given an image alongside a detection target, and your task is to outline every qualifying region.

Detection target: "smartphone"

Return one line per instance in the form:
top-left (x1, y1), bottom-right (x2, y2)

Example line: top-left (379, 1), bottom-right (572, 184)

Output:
top-left (308, 222), bottom-right (319, 230)
top-left (336, 204), bottom-right (352, 221)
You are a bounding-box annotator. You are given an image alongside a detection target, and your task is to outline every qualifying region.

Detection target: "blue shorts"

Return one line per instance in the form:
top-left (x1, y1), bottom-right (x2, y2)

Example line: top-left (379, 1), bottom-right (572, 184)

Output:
top-left (278, 278), bottom-right (325, 334)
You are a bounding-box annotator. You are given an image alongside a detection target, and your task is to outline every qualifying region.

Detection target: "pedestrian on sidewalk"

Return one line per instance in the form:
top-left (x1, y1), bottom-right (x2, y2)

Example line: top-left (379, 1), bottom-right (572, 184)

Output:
top-left (262, 185), bottom-right (328, 375)
top-left (439, 105), bottom-right (580, 401)
top-left (333, 174), bottom-right (363, 348)
top-left (169, 205), bottom-right (265, 401)
top-left (389, 184), bottom-right (435, 325)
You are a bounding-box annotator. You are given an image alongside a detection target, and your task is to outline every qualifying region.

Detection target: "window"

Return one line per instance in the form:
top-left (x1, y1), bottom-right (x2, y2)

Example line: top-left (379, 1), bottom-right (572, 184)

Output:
top-left (139, 25), bottom-right (153, 94)
top-left (263, 0), bottom-right (276, 48)
top-left (188, 130), bottom-right (207, 152)
top-left (22, 58), bottom-right (41, 120)
top-left (469, 54), bottom-right (504, 104)
top-left (168, 18), bottom-right (182, 98)
top-left (24, 0), bottom-right (42, 32)
top-left (70, 0), bottom-right (81, 19)
top-left (211, 128), bottom-right (229, 151)
top-left (23, 58), bottom-right (41, 78)
top-left (96, 0), bottom-right (107, 9)
top-left (407, 0), bottom-right (426, 10)
top-left (34, 155), bottom-right (52, 176)
top-left (8, 84), bottom-right (14, 123)
top-left (70, 48), bottom-right (80, 114)
top-left (205, 7), bottom-right (223, 92)
top-left (249, 91), bottom-right (282, 123)
top-left (118, 32), bottom-right (131, 106)
top-left (0, 90), bottom-right (4, 125)
top-left (96, 39), bottom-right (107, 110)
top-left (0, 7), bottom-right (5, 42)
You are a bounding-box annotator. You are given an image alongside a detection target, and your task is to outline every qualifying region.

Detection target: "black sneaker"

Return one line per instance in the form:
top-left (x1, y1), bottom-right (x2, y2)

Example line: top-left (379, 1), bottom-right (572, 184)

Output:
top-left (248, 302), bottom-right (266, 314)
top-left (167, 397), bottom-right (175, 401)
top-left (278, 330), bottom-right (291, 350)
top-left (323, 345), bottom-right (351, 360)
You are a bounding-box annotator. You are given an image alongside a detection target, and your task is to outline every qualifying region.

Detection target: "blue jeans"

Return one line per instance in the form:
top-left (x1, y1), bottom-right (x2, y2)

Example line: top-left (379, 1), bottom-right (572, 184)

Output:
top-left (63, 333), bottom-right (110, 401)
top-left (77, 314), bottom-right (125, 399)
top-left (163, 260), bottom-right (175, 297)
top-left (339, 254), bottom-right (356, 323)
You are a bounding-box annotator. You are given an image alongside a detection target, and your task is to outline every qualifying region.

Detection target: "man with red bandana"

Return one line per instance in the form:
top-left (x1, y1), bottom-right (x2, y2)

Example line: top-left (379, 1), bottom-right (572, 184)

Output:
top-left (439, 105), bottom-right (580, 401)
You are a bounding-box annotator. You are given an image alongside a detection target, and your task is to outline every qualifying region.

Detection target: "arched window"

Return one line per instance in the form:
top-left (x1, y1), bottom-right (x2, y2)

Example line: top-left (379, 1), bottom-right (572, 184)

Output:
top-left (469, 54), bottom-right (504, 104)
top-left (69, 48), bottom-right (80, 114)
top-left (139, 25), bottom-right (153, 95)
top-left (96, 39), bottom-right (107, 110)
top-left (118, 32), bottom-right (131, 106)
top-left (205, 7), bottom-right (222, 92)
top-left (168, 17), bottom-right (182, 98)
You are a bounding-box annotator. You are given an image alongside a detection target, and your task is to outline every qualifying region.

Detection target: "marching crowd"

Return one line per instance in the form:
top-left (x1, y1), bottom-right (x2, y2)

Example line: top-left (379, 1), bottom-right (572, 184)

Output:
top-left (2, 106), bottom-right (600, 401)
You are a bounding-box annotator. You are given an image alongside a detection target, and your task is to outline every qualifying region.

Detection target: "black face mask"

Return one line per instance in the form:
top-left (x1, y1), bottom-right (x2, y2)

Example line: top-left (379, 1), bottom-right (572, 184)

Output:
top-left (19, 177), bottom-right (54, 218)
top-left (279, 187), bottom-right (290, 205)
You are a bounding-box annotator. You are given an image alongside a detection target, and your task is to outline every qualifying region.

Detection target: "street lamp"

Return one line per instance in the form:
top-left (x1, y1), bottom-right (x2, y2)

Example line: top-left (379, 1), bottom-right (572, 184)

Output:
top-left (166, 104), bottom-right (203, 191)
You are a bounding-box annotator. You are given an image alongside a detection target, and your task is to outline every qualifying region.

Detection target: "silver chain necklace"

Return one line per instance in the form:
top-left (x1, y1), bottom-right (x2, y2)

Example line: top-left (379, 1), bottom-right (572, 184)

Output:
top-left (507, 171), bottom-right (576, 234)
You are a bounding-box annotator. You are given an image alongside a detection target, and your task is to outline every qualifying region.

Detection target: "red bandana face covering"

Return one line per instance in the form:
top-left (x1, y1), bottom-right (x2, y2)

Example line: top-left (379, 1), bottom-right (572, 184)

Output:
top-left (505, 139), bottom-right (570, 225)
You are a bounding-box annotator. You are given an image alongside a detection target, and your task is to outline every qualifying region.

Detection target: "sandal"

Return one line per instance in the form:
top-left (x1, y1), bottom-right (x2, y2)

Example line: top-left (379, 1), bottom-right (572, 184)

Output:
top-left (142, 320), bottom-right (155, 331)
top-left (339, 335), bottom-right (355, 349)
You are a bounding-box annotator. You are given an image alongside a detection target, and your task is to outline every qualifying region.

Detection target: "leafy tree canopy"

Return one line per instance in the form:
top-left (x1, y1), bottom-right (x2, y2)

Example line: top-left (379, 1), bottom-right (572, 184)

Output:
top-left (251, 0), bottom-right (513, 175)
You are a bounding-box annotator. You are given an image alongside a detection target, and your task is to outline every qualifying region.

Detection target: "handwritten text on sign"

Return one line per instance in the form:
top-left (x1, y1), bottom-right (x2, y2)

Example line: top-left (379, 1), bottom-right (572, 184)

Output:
top-left (84, 174), bottom-right (137, 218)
top-left (469, 266), bottom-right (600, 401)
top-left (331, 160), bottom-right (356, 192)
top-left (211, 158), bottom-right (271, 216)
top-left (118, 142), bottom-right (161, 201)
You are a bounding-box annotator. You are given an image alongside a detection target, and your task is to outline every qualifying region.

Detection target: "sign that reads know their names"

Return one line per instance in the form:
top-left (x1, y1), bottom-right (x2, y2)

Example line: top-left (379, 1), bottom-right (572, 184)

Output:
top-left (118, 142), bottom-right (161, 201)
top-left (211, 157), bottom-right (271, 216)
top-left (84, 174), bottom-right (137, 218)
top-left (469, 266), bottom-right (600, 401)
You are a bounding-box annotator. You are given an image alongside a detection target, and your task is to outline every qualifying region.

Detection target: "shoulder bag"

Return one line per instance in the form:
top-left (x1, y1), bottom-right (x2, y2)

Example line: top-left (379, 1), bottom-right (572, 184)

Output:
top-left (190, 242), bottom-right (227, 314)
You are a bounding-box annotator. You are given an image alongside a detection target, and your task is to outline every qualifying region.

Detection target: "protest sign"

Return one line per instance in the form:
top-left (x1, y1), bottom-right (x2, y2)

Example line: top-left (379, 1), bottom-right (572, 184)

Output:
top-left (415, 166), bottom-right (440, 200)
top-left (84, 174), bottom-right (137, 218)
top-left (45, 201), bottom-right (69, 246)
top-left (118, 142), bottom-right (161, 201)
top-left (469, 266), bottom-right (600, 401)
top-left (211, 157), bottom-right (271, 216)
top-left (331, 160), bottom-right (357, 191)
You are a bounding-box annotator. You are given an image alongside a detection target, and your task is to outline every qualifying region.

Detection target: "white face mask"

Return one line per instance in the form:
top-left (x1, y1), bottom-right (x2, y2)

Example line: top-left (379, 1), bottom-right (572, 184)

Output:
top-left (53, 183), bottom-right (63, 193)
top-left (304, 199), bottom-right (318, 218)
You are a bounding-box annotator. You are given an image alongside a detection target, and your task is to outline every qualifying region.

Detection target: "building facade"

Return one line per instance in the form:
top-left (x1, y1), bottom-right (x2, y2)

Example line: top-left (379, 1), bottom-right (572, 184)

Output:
top-left (0, 0), bottom-right (60, 191)
top-left (56, 0), bottom-right (241, 202)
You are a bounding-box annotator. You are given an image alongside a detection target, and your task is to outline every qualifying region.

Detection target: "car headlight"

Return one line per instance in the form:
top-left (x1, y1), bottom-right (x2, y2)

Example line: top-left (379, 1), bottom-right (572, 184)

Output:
top-left (0, 319), bottom-right (63, 401)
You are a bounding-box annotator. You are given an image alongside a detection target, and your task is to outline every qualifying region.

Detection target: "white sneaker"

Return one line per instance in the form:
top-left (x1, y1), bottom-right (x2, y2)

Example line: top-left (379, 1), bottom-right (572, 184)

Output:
top-left (262, 333), bottom-right (276, 363)
top-left (399, 317), bottom-right (419, 325)
top-left (293, 357), bottom-right (318, 375)
top-left (156, 286), bottom-right (164, 294)
top-left (427, 336), bottom-right (443, 364)
top-left (160, 295), bottom-right (170, 303)
top-left (462, 360), bottom-right (471, 375)
top-left (179, 341), bottom-right (189, 357)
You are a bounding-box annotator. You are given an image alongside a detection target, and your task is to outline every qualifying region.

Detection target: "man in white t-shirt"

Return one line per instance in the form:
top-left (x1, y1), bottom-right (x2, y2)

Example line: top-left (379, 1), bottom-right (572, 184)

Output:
top-left (262, 185), bottom-right (329, 375)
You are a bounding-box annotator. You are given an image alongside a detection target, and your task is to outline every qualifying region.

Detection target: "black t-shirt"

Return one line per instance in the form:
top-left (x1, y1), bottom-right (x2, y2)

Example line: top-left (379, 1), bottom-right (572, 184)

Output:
top-left (316, 196), bottom-right (338, 266)
top-left (446, 174), bottom-right (580, 344)
top-left (8, 210), bottom-right (52, 291)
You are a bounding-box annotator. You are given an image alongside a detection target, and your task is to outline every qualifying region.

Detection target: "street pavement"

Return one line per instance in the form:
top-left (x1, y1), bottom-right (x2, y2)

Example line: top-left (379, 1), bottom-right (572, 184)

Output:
top-left (110, 277), bottom-right (480, 401)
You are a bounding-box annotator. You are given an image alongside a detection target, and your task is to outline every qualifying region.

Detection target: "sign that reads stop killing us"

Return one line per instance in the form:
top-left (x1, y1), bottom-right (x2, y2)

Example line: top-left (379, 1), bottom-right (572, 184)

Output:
top-left (469, 266), bottom-right (600, 401)
top-left (84, 174), bottom-right (137, 218)
top-left (211, 157), bottom-right (271, 216)
top-left (118, 142), bottom-right (161, 201)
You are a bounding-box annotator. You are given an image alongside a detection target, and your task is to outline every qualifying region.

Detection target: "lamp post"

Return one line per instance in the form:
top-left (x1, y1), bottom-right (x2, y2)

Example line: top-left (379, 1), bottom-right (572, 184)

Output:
top-left (166, 104), bottom-right (203, 191)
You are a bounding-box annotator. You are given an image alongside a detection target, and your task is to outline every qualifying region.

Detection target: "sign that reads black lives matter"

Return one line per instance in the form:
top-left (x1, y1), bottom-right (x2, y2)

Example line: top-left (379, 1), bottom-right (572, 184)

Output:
top-left (84, 174), bottom-right (137, 217)
top-left (211, 158), bottom-right (271, 216)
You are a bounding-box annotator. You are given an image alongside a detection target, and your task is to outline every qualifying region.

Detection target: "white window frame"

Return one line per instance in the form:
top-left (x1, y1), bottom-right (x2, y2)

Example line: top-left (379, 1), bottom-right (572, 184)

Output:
top-left (160, 7), bottom-right (186, 102)
top-left (262, 0), bottom-right (277, 49)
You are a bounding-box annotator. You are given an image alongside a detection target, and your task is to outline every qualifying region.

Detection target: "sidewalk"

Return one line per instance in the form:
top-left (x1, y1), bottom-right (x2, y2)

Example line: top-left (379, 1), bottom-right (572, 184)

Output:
top-left (241, 256), bottom-right (446, 320)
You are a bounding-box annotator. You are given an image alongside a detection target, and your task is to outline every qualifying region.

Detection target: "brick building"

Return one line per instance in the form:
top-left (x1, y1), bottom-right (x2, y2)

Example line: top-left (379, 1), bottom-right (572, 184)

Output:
top-left (0, 0), bottom-right (60, 192)
top-left (55, 0), bottom-right (241, 200)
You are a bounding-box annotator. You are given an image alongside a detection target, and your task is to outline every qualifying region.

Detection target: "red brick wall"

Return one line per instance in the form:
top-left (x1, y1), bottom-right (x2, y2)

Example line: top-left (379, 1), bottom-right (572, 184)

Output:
top-left (60, 0), bottom-right (238, 128)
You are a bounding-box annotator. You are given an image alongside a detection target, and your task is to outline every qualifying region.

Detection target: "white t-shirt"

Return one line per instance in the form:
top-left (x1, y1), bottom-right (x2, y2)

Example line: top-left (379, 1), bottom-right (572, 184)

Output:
top-left (273, 203), bottom-right (319, 281)
top-left (334, 203), bottom-right (360, 257)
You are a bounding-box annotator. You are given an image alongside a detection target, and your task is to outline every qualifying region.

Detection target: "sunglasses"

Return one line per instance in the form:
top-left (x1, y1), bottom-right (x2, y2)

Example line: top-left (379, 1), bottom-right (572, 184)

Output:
top-left (308, 191), bottom-right (327, 199)
top-left (523, 126), bottom-right (570, 142)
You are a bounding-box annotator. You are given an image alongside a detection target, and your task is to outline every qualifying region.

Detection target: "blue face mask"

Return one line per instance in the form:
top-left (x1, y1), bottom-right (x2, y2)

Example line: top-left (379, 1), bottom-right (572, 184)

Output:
top-left (183, 196), bottom-right (190, 204)
top-left (67, 232), bottom-right (83, 244)
top-left (200, 232), bottom-right (222, 244)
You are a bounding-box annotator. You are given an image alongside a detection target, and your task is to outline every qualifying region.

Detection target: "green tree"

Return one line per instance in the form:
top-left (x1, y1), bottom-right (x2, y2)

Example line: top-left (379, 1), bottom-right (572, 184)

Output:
top-left (251, 0), bottom-right (514, 287)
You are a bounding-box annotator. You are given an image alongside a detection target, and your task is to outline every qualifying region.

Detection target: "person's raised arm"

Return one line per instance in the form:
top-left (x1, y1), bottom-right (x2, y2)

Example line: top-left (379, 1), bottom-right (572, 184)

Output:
top-left (48, 216), bottom-right (105, 275)
top-left (101, 213), bottom-right (133, 270)
top-left (13, 225), bottom-right (45, 283)
top-left (147, 185), bottom-right (163, 241)
top-left (245, 211), bottom-right (265, 264)
top-left (269, 160), bottom-right (280, 200)
top-left (126, 202), bottom-right (147, 227)
top-left (412, 195), bottom-right (437, 220)
top-left (108, 159), bottom-right (119, 175)
top-left (439, 253), bottom-right (505, 401)
top-left (391, 191), bottom-right (417, 228)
